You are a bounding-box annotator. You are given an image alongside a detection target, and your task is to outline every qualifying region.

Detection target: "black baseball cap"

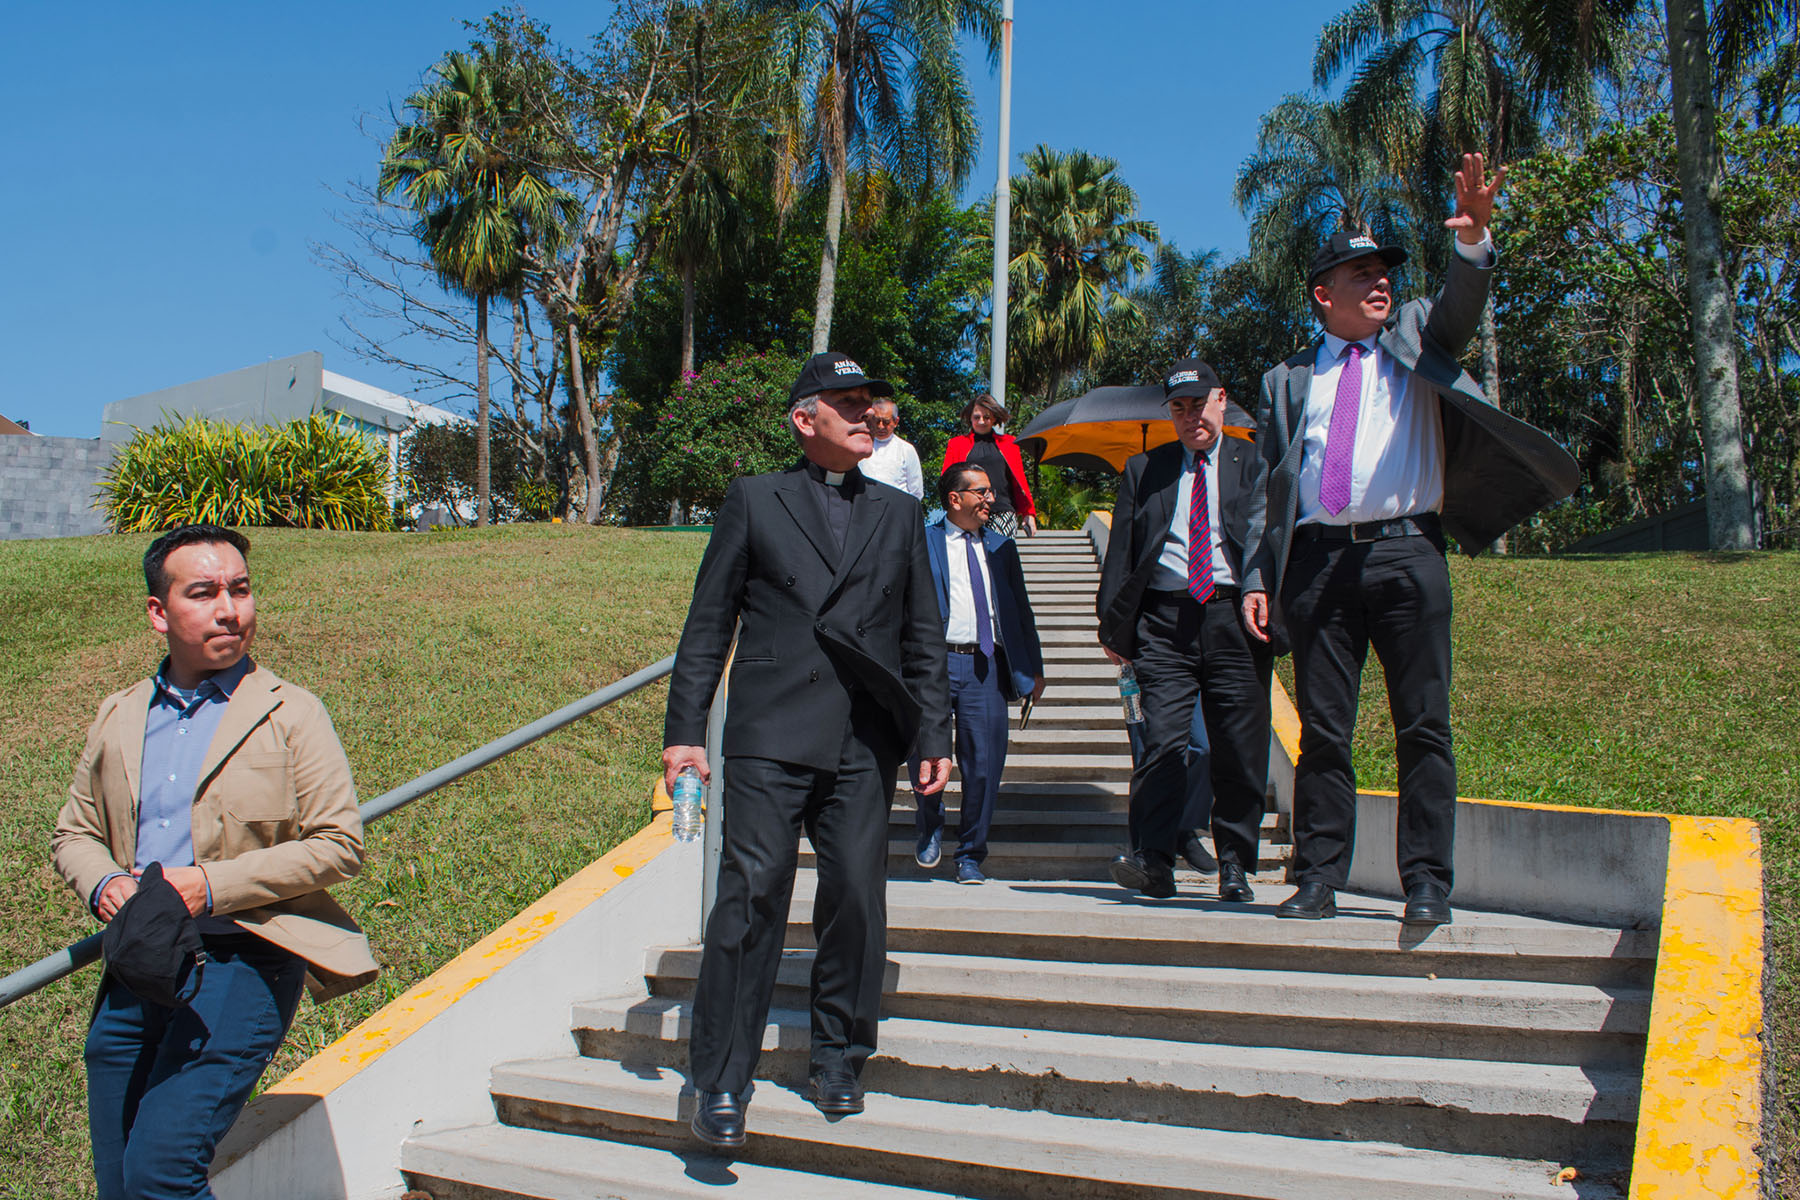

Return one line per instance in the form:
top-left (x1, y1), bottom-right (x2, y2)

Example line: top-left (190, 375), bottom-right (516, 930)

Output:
top-left (1308, 230), bottom-right (1407, 284)
top-left (788, 352), bottom-right (894, 407)
top-left (1163, 358), bottom-right (1223, 401)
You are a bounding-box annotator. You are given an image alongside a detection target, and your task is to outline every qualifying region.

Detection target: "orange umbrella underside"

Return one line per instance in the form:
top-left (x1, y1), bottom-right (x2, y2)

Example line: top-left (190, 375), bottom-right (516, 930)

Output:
top-left (1030, 420), bottom-right (1255, 473)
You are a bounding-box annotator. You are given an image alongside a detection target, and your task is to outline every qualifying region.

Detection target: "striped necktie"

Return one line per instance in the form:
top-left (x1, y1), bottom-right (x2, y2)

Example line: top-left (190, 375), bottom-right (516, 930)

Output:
top-left (1187, 454), bottom-right (1213, 605)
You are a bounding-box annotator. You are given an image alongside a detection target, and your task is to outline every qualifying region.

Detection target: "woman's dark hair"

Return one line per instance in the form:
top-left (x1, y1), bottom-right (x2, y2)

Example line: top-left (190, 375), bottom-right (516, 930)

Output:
top-left (143, 525), bottom-right (252, 599)
top-left (960, 394), bottom-right (1011, 425)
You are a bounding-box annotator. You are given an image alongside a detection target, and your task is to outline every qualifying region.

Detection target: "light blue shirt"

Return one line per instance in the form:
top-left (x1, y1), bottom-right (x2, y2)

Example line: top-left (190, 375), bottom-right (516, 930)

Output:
top-left (1153, 441), bottom-right (1234, 591)
top-left (90, 656), bottom-right (251, 916)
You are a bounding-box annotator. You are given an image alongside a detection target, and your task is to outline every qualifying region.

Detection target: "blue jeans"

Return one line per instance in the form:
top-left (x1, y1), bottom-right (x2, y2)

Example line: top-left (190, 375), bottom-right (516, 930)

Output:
top-left (85, 934), bottom-right (306, 1200)
top-left (915, 649), bottom-right (1010, 866)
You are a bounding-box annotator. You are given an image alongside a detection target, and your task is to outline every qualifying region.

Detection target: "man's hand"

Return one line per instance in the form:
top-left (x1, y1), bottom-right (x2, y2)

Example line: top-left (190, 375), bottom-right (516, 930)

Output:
top-left (1030, 675), bottom-right (1047, 703)
top-left (96, 875), bottom-right (138, 922)
top-left (1445, 151), bottom-right (1506, 244)
top-left (1242, 591), bottom-right (1272, 643)
top-left (662, 745), bottom-right (709, 796)
top-left (1100, 639), bottom-right (1127, 666)
top-left (158, 866), bottom-right (211, 916)
top-left (917, 757), bottom-right (952, 795)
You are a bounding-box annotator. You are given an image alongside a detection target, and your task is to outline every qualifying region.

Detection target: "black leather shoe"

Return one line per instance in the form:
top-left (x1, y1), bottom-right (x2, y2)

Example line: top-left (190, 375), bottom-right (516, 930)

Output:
top-left (1218, 862), bottom-right (1254, 903)
top-left (690, 1089), bottom-right (747, 1148)
top-left (1402, 882), bottom-right (1453, 926)
top-left (806, 1069), bottom-right (864, 1115)
top-left (1178, 832), bottom-right (1219, 875)
top-left (1277, 882), bottom-right (1336, 920)
top-left (1109, 852), bottom-right (1176, 899)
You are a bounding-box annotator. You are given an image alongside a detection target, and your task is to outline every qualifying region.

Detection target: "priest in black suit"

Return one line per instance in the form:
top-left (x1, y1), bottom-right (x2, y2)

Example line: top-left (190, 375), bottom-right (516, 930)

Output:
top-left (662, 352), bottom-right (952, 1150)
top-left (1096, 359), bottom-right (1273, 905)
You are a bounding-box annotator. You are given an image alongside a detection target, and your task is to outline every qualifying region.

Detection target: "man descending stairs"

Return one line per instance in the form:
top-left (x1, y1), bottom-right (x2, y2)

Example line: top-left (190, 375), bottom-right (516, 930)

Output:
top-left (399, 529), bottom-right (1648, 1199)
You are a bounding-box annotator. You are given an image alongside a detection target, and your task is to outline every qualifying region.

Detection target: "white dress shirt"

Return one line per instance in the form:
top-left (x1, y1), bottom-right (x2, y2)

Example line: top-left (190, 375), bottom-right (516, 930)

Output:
top-left (1296, 233), bottom-right (1493, 527)
top-left (1153, 440), bottom-right (1236, 590)
top-left (861, 434), bottom-right (925, 500)
top-left (944, 522), bottom-right (998, 644)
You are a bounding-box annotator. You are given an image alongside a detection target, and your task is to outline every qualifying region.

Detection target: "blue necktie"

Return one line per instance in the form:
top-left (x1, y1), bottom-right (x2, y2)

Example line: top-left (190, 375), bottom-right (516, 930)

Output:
top-left (966, 532), bottom-right (993, 658)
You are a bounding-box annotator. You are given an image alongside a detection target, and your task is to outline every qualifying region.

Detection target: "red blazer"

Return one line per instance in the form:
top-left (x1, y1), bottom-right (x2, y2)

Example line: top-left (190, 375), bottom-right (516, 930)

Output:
top-left (941, 433), bottom-right (1036, 518)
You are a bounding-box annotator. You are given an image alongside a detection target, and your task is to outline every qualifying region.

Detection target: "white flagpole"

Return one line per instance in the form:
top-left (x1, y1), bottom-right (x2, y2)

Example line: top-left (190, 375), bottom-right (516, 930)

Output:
top-left (988, 0), bottom-right (1014, 405)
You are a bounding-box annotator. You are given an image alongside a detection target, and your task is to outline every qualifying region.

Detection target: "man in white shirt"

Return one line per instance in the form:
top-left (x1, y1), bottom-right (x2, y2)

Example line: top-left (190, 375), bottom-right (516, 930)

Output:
top-left (1242, 153), bottom-right (1539, 927)
top-left (1096, 361), bottom-right (1274, 904)
top-left (913, 463), bottom-right (1045, 883)
top-left (859, 398), bottom-right (925, 500)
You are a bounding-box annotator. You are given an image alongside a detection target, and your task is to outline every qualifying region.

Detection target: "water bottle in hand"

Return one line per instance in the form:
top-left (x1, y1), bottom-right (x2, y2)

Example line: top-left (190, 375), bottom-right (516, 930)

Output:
top-left (672, 765), bottom-right (704, 842)
top-left (1118, 663), bottom-right (1144, 725)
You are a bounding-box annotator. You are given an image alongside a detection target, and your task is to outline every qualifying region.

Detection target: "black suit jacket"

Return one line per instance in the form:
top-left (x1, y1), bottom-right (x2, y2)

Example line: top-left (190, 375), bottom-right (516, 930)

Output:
top-left (1096, 436), bottom-right (1267, 659)
top-left (663, 462), bottom-right (952, 770)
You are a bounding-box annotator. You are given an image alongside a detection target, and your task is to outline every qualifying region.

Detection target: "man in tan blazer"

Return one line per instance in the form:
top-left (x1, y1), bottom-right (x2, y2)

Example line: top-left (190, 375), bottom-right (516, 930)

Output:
top-left (53, 523), bottom-right (377, 1200)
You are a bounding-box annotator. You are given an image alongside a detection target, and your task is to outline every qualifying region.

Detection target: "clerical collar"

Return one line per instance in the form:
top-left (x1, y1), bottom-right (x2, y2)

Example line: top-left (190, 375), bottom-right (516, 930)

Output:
top-left (802, 459), bottom-right (857, 487)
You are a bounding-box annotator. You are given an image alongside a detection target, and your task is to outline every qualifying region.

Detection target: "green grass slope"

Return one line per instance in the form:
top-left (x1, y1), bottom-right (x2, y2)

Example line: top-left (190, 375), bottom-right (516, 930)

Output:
top-left (0, 535), bottom-right (1794, 1197)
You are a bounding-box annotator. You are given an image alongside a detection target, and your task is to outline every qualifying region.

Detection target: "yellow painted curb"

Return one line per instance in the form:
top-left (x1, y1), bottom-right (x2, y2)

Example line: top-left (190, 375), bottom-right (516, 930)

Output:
top-left (263, 811), bottom-right (675, 1099)
top-left (1269, 676), bottom-right (1302, 766)
top-left (1629, 815), bottom-right (1764, 1198)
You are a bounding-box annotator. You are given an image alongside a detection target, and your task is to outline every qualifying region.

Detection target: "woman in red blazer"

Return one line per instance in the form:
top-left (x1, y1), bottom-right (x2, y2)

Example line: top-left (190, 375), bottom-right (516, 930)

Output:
top-left (941, 394), bottom-right (1037, 537)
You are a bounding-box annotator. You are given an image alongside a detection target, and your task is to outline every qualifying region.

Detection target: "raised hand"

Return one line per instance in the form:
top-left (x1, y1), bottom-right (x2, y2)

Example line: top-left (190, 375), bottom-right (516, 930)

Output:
top-left (1444, 152), bottom-right (1506, 244)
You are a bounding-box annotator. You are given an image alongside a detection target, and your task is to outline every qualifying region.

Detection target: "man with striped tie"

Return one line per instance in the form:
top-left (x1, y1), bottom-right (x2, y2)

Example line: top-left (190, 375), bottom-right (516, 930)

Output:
top-left (1097, 360), bottom-right (1274, 904)
top-left (1241, 154), bottom-right (1576, 927)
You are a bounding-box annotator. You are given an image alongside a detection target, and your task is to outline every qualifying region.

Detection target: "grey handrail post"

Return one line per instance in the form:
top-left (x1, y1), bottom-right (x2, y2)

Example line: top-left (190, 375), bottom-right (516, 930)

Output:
top-left (698, 637), bottom-right (733, 942)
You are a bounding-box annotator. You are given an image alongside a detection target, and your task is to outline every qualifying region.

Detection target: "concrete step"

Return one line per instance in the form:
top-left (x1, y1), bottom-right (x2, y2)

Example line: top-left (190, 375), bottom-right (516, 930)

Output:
top-left (1038, 661), bottom-right (1119, 680)
top-left (1037, 643), bottom-right (1113, 661)
top-left (486, 1056), bottom-right (1625, 1200)
top-left (786, 874), bottom-right (1652, 987)
top-left (1030, 613), bottom-right (1102, 627)
top-left (885, 808), bottom-right (1291, 845)
top-left (645, 946), bottom-right (1650, 1066)
top-left (401, 1122), bottom-right (967, 1199)
top-left (856, 843), bottom-right (1293, 880)
top-left (572, 997), bottom-right (1639, 1164)
top-left (977, 753), bottom-right (1132, 781)
top-left (1005, 703), bottom-right (1125, 726)
top-left (1033, 627), bottom-right (1107, 644)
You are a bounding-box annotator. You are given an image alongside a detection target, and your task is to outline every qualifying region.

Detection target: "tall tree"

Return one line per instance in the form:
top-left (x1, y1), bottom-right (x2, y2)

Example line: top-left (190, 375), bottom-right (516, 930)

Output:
top-left (748, 0), bottom-right (999, 351)
top-left (1002, 145), bottom-right (1158, 412)
top-left (380, 49), bottom-right (572, 527)
top-left (1234, 95), bottom-right (1423, 320)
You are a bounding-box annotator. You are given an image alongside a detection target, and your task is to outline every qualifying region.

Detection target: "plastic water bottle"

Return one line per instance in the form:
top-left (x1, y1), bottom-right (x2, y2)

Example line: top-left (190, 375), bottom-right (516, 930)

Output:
top-left (672, 766), bottom-right (704, 843)
top-left (1118, 663), bottom-right (1144, 725)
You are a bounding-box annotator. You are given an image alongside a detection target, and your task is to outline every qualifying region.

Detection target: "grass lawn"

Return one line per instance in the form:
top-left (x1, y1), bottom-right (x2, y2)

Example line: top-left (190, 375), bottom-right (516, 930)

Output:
top-left (0, 533), bottom-right (1794, 1197)
top-left (0, 525), bottom-right (706, 1200)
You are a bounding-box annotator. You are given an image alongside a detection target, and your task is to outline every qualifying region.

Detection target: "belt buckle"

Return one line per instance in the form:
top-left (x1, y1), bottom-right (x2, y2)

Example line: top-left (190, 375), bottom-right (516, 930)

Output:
top-left (1349, 521), bottom-right (1381, 544)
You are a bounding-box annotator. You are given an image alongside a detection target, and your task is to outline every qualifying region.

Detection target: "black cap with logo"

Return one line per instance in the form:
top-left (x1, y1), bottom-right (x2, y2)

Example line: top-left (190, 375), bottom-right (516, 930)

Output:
top-left (1163, 358), bottom-right (1223, 401)
top-left (788, 352), bottom-right (895, 407)
top-left (1307, 230), bottom-right (1407, 284)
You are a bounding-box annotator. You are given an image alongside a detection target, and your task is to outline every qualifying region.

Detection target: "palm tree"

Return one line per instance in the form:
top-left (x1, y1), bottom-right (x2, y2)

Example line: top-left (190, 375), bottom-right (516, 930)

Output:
top-left (1313, 0), bottom-right (1633, 408)
top-left (380, 49), bottom-right (572, 526)
top-left (1234, 95), bottom-right (1423, 320)
top-left (747, 0), bottom-right (1000, 351)
top-left (1003, 145), bottom-right (1158, 411)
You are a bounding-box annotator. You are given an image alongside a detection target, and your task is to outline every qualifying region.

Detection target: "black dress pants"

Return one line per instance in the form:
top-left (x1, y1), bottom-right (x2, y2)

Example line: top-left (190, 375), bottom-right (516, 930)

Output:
top-left (1281, 532), bottom-right (1455, 892)
top-left (688, 705), bottom-right (899, 1096)
top-left (1129, 590), bottom-right (1272, 872)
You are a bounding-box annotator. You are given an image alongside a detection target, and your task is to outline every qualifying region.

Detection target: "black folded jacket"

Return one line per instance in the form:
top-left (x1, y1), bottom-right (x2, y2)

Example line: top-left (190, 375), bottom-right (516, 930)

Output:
top-left (101, 862), bottom-right (205, 1008)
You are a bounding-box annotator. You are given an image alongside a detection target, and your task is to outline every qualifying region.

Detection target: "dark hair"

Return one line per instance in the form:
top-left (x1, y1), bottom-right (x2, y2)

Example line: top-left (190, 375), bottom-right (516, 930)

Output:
top-left (938, 460), bottom-right (990, 507)
top-left (144, 525), bottom-right (252, 599)
top-left (960, 393), bottom-right (1011, 425)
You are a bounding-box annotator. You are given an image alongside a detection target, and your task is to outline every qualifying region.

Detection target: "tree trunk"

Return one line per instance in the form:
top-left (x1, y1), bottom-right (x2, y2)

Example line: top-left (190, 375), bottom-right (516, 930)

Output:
top-left (1665, 0), bottom-right (1756, 549)
top-left (680, 257), bottom-right (698, 376)
top-left (475, 295), bottom-right (491, 529)
top-left (811, 161), bottom-right (848, 353)
top-left (1480, 298), bottom-right (1507, 553)
top-left (567, 323), bottom-right (606, 525)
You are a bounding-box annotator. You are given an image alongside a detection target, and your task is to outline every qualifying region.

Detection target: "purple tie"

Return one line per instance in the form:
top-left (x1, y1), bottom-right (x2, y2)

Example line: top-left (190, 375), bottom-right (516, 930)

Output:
top-left (966, 531), bottom-right (993, 658)
top-left (1319, 342), bottom-right (1364, 516)
top-left (1187, 456), bottom-right (1213, 605)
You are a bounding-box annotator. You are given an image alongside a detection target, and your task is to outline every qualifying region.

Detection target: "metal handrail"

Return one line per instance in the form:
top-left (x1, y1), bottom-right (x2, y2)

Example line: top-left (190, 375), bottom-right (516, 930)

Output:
top-left (0, 655), bottom-right (677, 1010)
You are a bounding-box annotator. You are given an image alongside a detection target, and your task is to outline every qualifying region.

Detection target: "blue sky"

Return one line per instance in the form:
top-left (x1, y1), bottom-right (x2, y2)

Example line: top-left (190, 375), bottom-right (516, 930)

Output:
top-left (2, 1), bottom-right (1345, 438)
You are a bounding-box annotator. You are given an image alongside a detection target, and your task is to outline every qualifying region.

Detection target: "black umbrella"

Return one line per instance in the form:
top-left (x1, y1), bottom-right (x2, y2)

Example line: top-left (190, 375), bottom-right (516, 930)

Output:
top-left (1018, 386), bottom-right (1257, 473)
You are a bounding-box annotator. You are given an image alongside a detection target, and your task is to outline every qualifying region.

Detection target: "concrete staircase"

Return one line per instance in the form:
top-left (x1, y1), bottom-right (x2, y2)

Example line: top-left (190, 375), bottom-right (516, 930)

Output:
top-left (399, 529), bottom-right (1650, 1199)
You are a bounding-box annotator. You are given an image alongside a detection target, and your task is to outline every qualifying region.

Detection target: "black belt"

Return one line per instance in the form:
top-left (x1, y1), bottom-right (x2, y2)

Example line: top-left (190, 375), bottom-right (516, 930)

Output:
top-left (1146, 585), bottom-right (1240, 605)
top-left (1295, 513), bottom-right (1441, 544)
top-left (947, 642), bottom-right (1001, 655)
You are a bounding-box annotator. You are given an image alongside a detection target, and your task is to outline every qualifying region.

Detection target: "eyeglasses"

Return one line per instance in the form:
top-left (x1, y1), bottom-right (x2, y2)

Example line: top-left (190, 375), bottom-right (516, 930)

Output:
top-left (956, 487), bottom-right (996, 499)
top-left (868, 416), bottom-right (898, 428)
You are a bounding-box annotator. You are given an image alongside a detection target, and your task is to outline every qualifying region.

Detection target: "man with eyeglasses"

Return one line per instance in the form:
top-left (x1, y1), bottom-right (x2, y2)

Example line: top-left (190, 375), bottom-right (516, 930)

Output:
top-left (912, 462), bottom-right (1045, 884)
top-left (857, 398), bottom-right (925, 500)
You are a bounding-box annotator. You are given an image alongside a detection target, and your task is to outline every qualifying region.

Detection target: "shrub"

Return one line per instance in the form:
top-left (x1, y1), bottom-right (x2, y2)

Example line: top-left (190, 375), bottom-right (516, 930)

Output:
top-left (99, 413), bottom-right (395, 532)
